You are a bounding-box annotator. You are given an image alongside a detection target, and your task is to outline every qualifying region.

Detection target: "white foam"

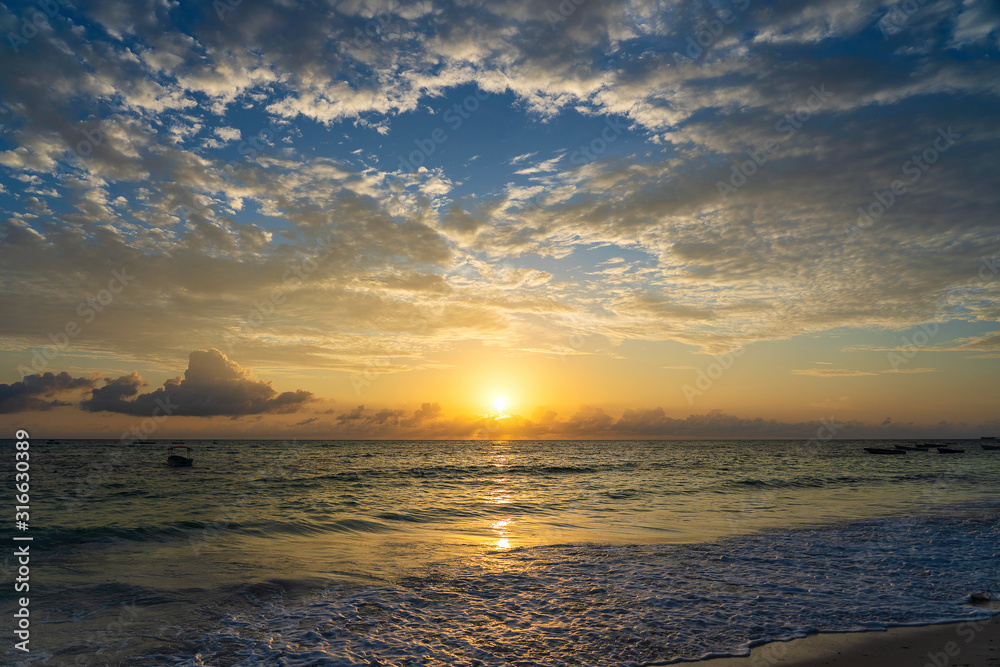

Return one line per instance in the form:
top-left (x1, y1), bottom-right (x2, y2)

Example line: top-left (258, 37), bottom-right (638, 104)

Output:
top-left (159, 513), bottom-right (999, 666)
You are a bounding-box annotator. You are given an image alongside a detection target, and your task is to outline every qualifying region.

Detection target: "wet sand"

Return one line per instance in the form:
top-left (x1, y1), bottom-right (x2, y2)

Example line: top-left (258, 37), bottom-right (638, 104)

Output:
top-left (694, 613), bottom-right (998, 667)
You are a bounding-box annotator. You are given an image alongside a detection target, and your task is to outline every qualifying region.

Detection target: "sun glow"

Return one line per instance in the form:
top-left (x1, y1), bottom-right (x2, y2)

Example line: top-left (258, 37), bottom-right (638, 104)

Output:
top-left (493, 396), bottom-right (507, 413)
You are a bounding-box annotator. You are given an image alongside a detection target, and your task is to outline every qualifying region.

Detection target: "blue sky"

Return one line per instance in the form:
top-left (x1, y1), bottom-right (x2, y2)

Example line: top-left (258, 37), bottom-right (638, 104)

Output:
top-left (0, 0), bottom-right (999, 437)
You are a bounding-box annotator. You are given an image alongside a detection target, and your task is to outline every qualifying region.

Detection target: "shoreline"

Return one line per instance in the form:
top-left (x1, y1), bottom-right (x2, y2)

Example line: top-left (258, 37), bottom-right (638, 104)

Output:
top-left (692, 612), bottom-right (999, 667)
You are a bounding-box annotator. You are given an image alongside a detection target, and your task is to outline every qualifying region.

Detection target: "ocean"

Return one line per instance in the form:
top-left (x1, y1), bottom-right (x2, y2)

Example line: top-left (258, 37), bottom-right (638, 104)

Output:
top-left (4, 438), bottom-right (999, 665)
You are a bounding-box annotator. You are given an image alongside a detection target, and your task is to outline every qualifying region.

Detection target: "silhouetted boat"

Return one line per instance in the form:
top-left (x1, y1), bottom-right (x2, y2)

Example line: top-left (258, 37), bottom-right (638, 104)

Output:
top-left (46, 439), bottom-right (59, 444)
top-left (981, 436), bottom-right (997, 440)
top-left (865, 447), bottom-right (906, 455)
top-left (136, 440), bottom-right (155, 444)
top-left (167, 445), bottom-right (193, 467)
top-left (937, 447), bottom-right (964, 454)
top-left (981, 444), bottom-right (999, 451)
top-left (894, 445), bottom-right (923, 451)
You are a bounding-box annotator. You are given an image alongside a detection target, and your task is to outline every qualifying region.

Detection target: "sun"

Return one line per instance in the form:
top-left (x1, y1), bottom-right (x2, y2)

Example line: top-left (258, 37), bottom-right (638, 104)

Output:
top-left (493, 396), bottom-right (507, 413)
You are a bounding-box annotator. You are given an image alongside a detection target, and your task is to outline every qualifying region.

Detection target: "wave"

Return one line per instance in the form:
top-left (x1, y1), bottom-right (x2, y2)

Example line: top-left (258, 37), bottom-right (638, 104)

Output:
top-left (155, 512), bottom-right (1000, 666)
top-left (32, 515), bottom-right (403, 549)
top-left (722, 471), bottom-right (970, 491)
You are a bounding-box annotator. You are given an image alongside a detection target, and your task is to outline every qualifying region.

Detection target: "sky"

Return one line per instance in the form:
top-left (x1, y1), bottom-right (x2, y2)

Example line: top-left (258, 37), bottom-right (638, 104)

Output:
top-left (0, 0), bottom-right (998, 440)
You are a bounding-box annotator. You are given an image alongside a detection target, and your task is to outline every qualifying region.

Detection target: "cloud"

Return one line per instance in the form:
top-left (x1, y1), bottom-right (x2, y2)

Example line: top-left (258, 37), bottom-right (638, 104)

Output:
top-left (80, 349), bottom-right (313, 416)
top-left (0, 0), bottom-right (997, 380)
top-left (792, 368), bottom-right (939, 377)
top-left (956, 333), bottom-right (1000, 351)
top-left (214, 127), bottom-right (241, 142)
top-left (792, 368), bottom-right (878, 377)
top-left (286, 405), bottom-right (1000, 440)
top-left (0, 372), bottom-right (96, 413)
top-left (880, 368), bottom-right (940, 374)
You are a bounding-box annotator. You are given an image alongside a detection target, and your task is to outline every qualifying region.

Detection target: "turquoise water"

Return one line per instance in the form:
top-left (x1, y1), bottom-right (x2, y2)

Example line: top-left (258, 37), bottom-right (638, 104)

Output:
top-left (3, 439), bottom-right (999, 665)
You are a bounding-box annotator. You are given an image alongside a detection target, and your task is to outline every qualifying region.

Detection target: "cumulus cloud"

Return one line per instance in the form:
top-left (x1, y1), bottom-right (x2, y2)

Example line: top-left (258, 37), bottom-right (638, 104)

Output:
top-left (80, 349), bottom-right (313, 416)
top-left (0, 372), bottom-right (96, 413)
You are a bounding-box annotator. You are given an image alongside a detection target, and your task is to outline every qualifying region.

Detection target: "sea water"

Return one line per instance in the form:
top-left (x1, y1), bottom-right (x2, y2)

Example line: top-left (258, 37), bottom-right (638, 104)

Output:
top-left (3, 439), bottom-right (998, 665)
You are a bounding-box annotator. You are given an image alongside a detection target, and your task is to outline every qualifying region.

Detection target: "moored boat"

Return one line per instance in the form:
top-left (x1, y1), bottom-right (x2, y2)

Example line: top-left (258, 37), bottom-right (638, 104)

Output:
top-left (981, 444), bottom-right (1000, 451)
top-left (865, 447), bottom-right (906, 455)
top-left (894, 445), bottom-right (923, 451)
top-left (167, 445), bottom-right (193, 467)
top-left (937, 447), bottom-right (964, 454)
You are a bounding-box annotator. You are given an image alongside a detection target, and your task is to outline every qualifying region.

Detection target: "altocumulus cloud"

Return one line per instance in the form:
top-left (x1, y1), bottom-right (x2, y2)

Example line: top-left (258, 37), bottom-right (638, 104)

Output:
top-left (80, 349), bottom-right (313, 416)
top-left (0, 372), bottom-right (96, 413)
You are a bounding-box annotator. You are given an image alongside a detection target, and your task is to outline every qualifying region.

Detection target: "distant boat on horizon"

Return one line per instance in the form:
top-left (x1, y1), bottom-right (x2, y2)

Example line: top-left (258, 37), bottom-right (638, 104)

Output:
top-left (46, 439), bottom-right (59, 444)
top-left (982, 436), bottom-right (997, 440)
top-left (865, 447), bottom-right (906, 455)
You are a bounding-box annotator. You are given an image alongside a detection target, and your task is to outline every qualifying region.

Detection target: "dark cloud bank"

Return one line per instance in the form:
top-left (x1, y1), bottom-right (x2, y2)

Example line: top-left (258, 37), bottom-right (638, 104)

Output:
top-left (0, 349), bottom-right (313, 417)
top-left (79, 348), bottom-right (314, 416)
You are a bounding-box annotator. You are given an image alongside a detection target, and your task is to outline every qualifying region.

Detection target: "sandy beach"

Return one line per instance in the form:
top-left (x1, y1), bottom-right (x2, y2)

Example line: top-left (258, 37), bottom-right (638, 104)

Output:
top-left (695, 613), bottom-right (998, 667)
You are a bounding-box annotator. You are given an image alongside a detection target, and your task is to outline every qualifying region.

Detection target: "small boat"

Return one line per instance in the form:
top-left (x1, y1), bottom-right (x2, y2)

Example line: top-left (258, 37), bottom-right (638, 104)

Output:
top-left (171, 440), bottom-right (185, 444)
top-left (981, 444), bottom-right (1000, 451)
top-left (167, 445), bottom-right (193, 467)
top-left (865, 447), bottom-right (906, 455)
top-left (981, 436), bottom-right (997, 441)
top-left (135, 440), bottom-right (155, 444)
top-left (937, 447), bottom-right (964, 454)
top-left (915, 443), bottom-right (936, 448)
top-left (894, 445), bottom-right (924, 451)
top-left (46, 439), bottom-right (59, 444)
